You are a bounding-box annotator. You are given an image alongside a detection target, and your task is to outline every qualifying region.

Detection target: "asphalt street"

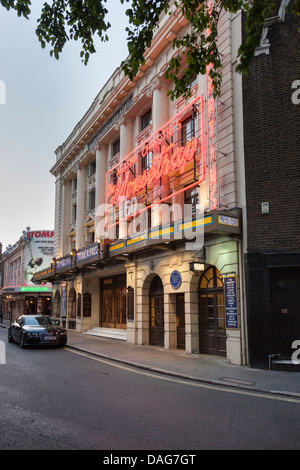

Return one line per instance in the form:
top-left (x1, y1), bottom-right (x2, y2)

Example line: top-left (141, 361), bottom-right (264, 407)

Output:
top-left (1, 325), bottom-right (300, 451)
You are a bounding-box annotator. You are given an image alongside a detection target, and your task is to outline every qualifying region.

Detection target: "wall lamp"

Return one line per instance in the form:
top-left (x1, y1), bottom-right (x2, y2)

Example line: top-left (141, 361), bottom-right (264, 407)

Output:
top-left (70, 249), bottom-right (77, 267)
top-left (51, 257), bottom-right (56, 274)
top-left (97, 238), bottom-right (104, 257)
top-left (189, 262), bottom-right (205, 273)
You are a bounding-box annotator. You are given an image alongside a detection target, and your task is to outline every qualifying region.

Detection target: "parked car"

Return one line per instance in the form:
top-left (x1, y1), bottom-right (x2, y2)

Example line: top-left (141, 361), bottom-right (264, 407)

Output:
top-left (8, 315), bottom-right (67, 348)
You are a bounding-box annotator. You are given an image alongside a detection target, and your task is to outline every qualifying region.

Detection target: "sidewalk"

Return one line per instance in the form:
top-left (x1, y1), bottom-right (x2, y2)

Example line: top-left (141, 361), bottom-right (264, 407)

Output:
top-left (1, 319), bottom-right (300, 399)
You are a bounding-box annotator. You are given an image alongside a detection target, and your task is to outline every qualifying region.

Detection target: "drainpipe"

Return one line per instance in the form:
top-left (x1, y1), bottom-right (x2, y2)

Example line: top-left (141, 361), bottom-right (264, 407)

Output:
top-left (237, 237), bottom-right (248, 366)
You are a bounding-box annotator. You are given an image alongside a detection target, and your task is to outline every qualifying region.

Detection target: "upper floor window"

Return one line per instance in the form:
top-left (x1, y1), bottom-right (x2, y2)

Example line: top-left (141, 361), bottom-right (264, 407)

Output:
top-left (87, 188), bottom-right (95, 211)
top-left (72, 178), bottom-right (77, 193)
top-left (141, 151), bottom-right (152, 171)
top-left (72, 204), bottom-right (77, 222)
top-left (184, 187), bottom-right (199, 220)
top-left (141, 108), bottom-right (152, 131)
top-left (87, 160), bottom-right (96, 178)
top-left (181, 115), bottom-right (196, 145)
top-left (113, 139), bottom-right (120, 156)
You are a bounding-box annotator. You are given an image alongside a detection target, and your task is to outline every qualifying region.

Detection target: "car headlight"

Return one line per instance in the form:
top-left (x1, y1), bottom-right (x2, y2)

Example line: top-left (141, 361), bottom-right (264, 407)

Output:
top-left (27, 332), bottom-right (39, 337)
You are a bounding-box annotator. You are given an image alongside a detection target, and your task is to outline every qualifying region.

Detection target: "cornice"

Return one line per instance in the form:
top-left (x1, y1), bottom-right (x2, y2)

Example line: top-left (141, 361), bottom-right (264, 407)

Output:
top-left (51, 3), bottom-right (188, 177)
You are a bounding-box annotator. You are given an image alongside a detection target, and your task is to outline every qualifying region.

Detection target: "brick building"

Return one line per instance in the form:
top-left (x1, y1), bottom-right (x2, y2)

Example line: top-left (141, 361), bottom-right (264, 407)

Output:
top-left (243, 0), bottom-right (300, 368)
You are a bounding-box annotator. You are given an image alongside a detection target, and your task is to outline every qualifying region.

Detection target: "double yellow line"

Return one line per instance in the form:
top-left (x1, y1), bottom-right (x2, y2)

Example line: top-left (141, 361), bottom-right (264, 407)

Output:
top-left (65, 348), bottom-right (300, 404)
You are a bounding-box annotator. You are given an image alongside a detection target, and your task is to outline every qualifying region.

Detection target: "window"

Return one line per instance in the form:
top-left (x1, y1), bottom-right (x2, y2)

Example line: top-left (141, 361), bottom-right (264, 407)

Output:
top-left (184, 187), bottom-right (199, 220)
top-left (87, 189), bottom-right (95, 211)
top-left (141, 150), bottom-right (152, 171)
top-left (181, 116), bottom-right (194, 145)
top-left (141, 108), bottom-right (152, 131)
top-left (87, 160), bottom-right (96, 177)
top-left (72, 204), bottom-right (77, 222)
top-left (113, 139), bottom-right (120, 156)
top-left (72, 178), bottom-right (77, 192)
top-left (83, 292), bottom-right (92, 317)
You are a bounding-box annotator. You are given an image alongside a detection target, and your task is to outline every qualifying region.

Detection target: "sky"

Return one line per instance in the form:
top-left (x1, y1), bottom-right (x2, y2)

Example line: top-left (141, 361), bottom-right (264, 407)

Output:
top-left (0, 0), bottom-right (130, 252)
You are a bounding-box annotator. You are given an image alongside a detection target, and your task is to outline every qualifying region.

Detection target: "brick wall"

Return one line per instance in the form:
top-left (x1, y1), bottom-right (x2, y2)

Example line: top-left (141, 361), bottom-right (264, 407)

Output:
top-left (243, 6), bottom-right (300, 252)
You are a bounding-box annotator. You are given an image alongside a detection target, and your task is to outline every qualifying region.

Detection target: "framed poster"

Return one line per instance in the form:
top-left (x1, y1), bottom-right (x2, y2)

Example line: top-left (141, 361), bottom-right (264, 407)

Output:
top-left (224, 275), bottom-right (239, 329)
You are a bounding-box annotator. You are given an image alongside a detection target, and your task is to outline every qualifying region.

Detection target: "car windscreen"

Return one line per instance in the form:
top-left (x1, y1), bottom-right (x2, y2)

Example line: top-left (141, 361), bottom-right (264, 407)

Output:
top-left (24, 316), bottom-right (53, 326)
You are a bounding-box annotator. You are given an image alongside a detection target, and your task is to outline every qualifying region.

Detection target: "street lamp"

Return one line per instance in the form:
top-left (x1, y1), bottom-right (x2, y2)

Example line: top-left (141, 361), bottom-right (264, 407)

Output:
top-left (70, 249), bottom-right (77, 268)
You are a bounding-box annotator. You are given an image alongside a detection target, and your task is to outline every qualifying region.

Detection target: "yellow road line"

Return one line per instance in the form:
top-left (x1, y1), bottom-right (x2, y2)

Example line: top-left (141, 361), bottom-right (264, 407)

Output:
top-left (65, 348), bottom-right (300, 404)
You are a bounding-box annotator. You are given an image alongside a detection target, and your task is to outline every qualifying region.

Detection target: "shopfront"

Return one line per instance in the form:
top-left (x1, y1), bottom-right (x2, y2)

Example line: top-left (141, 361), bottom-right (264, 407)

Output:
top-left (0, 286), bottom-right (52, 321)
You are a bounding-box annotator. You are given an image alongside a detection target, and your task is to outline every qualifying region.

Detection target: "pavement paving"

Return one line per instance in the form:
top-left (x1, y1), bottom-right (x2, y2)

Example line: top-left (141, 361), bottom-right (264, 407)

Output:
top-left (1, 319), bottom-right (300, 399)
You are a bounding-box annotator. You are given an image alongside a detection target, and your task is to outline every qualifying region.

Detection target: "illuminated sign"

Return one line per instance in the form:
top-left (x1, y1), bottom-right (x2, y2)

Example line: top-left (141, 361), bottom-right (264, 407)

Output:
top-left (76, 244), bottom-right (99, 263)
top-left (106, 96), bottom-right (206, 228)
top-left (206, 63), bottom-right (218, 211)
top-left (0, 286), bottom-right (52, 294)
top-left (20, 286), bottom-right (51, 292)
top-left (206, 2), bottom-right (219, 211)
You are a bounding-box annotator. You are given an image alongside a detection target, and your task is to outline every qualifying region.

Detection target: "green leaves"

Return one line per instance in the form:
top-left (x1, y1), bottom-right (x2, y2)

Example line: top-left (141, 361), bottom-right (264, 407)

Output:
top-left (121, 1), bottom-right (169, 79)
top-left (1, 1), bottom-right (300, 97)
top-left (0, 0), bottom-right (31, 18)
top-left (35, 1), bottom-right (111, 65)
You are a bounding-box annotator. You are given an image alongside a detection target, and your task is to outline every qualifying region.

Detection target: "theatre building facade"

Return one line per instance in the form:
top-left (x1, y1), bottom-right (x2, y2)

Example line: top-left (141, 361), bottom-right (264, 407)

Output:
top-left (34, 4), bottom-right (248, 365)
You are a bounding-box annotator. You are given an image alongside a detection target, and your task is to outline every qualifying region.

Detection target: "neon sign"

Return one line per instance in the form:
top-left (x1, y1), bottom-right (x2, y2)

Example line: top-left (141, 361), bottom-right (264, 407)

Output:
top-left (20, 286), bottom-right (50, 292)
top-left (206, 62), bottom-right (218, 211)
top-left (106, 95), bottom-right (206, 226)
top-left (206, 2), bottom-right (219, 211)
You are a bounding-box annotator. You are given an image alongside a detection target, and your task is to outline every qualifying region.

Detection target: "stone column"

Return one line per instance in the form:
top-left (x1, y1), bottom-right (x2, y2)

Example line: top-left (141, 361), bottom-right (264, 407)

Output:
top-left (152, 78), bottom-right (169, 132)
top-left (164, 293), bottom-right (177, 349)
top-left (152, 78), bottom-right (170, 227)
top-left (76, 164), bottom-right (86, 250)
top-left (61, 179), bottom-right (72, 256)
top-left (120, 116), bottom-right (133, 160)
top-left (119, 116), bottom-right (133, 239)
top-left (54, 171), bottom-right (63, 258)
top-left (94, 144), bottom-right (107, 240)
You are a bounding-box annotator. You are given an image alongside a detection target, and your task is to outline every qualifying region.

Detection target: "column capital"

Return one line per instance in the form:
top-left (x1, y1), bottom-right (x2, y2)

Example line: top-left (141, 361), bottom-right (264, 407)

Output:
top-left (96, 142), bottom-right (108, 152)
top-left (119, 115), bottom-right (134, 127)
top-left (149, 76), bottom-right (169, 95)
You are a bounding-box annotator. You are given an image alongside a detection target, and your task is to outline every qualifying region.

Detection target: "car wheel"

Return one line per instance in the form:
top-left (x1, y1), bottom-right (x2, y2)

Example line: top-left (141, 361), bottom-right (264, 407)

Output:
top-left (19, 333), bottom-right (26, 349)
top-left (8, 329), bottom-right (13, 343)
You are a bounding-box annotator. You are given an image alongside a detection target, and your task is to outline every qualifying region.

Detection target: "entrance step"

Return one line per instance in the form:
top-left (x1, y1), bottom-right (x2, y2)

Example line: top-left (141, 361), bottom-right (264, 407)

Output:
top-left (83, 327), bottom-right (127, 341)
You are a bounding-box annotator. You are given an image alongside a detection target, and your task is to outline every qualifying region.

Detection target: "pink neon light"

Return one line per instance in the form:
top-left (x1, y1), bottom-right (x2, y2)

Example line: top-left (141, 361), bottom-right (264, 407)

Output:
top-left (105, 96), bottom-right (206, 229)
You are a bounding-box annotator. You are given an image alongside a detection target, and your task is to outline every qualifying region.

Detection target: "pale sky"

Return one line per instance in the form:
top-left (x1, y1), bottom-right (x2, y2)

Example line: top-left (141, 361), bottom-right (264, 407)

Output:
top-left (0, 0), bottom-right (130, 251)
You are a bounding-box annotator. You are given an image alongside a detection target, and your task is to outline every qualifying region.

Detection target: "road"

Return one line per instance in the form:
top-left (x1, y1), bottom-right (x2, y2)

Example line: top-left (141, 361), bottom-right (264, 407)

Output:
top-left (0, 327), bottom-right (300, 452)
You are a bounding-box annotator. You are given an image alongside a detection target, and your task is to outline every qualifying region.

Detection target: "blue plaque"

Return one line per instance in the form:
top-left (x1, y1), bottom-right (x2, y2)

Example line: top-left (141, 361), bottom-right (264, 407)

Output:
top-left (170, 270), bottom-right (182, 289)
